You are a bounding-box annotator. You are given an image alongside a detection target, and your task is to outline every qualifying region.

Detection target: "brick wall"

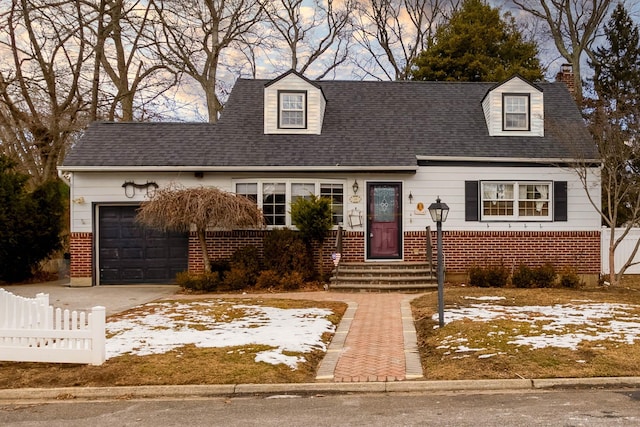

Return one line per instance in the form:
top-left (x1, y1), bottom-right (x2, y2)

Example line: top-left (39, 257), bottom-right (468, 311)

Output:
top-left (441, 230), bottom-right (601, 274)
top-left (69, 232), bottom-right (92, 278)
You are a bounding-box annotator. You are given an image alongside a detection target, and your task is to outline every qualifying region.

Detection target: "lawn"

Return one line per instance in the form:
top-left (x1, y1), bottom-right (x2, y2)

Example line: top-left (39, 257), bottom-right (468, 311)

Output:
top-left (411, 277), bottom-right (640, 380)
top-left (0, 298), bottom-right (347, 389)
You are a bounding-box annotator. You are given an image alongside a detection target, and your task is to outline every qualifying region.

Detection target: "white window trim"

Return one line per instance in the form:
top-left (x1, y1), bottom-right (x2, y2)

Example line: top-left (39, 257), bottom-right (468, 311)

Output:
top-left (234, 179), bottom-right (345, 228)
top-left (481, 181), bottom-right (552, 221)
top-left (278, 91), bottom-right (307, 129)
top-left (503, 94), bottom-right (530, 131)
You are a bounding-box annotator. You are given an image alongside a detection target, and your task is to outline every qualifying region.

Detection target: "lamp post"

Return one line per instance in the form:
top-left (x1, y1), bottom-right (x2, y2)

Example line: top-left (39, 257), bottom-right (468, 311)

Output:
top-left (428, 196), bottom-right (449, 328)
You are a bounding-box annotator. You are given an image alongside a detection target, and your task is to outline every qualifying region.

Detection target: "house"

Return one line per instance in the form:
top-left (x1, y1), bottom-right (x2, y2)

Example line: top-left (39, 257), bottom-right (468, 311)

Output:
top-left (59, 68), bottom-right (601, 287)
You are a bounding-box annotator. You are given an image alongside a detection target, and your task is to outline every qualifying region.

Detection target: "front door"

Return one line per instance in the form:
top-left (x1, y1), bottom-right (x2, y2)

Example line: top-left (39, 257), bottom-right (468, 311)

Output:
top-left (367, 182), bottom-right (402, 259)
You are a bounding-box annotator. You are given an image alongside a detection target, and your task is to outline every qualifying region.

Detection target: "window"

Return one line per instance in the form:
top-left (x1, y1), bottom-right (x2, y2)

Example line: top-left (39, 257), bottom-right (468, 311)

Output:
top-left (320, 184), bottom-right (344, 225)
top-left (503, 94), bottom-right (529, 130)
top-left (279, 91), bottom-right (306, 128)
top-left (235, 180), bottom-right (344, 227)
top-left (481, 182), bottom-right (550, 220)
top-left (262, 183), bottom-right (286, 226)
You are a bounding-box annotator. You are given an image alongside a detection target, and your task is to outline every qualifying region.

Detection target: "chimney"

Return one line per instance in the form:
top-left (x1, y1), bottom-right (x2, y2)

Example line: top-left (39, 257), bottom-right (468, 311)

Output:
top-left (555, 63), bottom-right (575, 94)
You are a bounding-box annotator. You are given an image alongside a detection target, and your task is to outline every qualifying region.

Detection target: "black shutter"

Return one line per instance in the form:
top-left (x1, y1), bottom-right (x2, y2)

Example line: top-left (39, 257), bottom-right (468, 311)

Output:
top-left (554, 181), bottom-right (568, 222)
top-left (465, 181), bottom-right (479, 221)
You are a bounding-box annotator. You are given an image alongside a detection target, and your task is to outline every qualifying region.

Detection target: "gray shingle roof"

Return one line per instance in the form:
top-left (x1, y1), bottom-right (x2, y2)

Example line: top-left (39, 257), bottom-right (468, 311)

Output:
top-left (62, 78), bottom-right (597, 169)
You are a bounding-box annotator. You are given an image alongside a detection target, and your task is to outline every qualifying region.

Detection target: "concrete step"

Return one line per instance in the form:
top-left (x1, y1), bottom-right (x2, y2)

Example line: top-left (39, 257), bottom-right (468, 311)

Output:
top-left (330, 262), bottom-right (438, 292)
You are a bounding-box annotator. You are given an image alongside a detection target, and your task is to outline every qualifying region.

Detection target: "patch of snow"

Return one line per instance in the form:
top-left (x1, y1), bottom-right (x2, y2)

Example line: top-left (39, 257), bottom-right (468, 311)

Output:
top-left (463, 296), bottom-right (507, 301)
top-left (432, 301), bottom-right (640, 353)
top-left (106, 301), bottom-right (335, 369)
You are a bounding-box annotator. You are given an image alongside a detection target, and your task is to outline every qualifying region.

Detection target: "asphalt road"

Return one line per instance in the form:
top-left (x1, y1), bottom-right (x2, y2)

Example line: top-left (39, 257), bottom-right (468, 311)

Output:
top-left (2, 388), bottom-right (640, 426)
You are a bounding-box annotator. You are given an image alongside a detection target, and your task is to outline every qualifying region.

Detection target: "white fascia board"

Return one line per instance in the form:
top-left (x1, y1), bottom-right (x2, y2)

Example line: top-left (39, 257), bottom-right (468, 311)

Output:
top-left (57, 165), bottom-right (419, 173)
top-left (416, 155), bottom-right (602, 164)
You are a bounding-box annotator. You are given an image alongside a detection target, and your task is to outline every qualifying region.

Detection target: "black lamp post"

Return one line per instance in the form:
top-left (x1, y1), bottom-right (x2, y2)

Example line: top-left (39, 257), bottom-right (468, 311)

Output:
top-left (428, 196), bottom-right (449, 328)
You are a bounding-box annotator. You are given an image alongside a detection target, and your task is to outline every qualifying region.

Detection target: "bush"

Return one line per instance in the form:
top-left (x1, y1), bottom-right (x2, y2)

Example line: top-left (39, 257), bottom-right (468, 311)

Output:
top-left (281, 271), bottom-right (304, 291)
top-left (230, 246), bottom-right (262, 283)
top-left (559, 269), bottom-right (583, 289)
top-left (533, 263), bottom-right (557, 288)
top-left (511, 264), bottom-right (535, 288)
top-left (175, 271), bottom-right (221, 293)
top-left (263, 228), bottom-right (314, 280)
top-left (512, 263), bottom-right (557, 288)
top-left (256, 270), bottom-right (281, 289)
top-left (222, 267), bottom-right (253, 291)
top-left (0, 156), bottom-right (65, 282)
top-left (468, 264), bottom-right (509, 288)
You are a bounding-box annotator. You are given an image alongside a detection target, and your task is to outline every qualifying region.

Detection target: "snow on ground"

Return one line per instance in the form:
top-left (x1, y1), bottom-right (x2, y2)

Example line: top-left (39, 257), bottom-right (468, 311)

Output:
top-left (434, 301), bottom-right (640, 357)
top-left (106, 300), bottom-right (335, 369)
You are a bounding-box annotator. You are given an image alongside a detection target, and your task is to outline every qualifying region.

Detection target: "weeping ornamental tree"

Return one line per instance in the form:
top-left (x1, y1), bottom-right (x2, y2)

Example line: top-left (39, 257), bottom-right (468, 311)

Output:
top-left (136, 186), bottom-right (264, 273)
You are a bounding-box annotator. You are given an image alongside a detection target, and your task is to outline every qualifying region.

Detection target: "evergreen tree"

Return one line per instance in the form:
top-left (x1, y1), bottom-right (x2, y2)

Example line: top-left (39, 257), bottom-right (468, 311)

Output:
top-left (581, 3), bottom-right (640, 285)
top-left (0, 156), bottom-right (65, 282)
top-left (410, 0), bottom-right (543, 82)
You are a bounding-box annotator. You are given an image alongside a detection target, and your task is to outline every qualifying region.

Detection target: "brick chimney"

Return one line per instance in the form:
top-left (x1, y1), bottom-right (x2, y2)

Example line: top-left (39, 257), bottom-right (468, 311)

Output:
top-left (555, 63), bottom-right (575, 94)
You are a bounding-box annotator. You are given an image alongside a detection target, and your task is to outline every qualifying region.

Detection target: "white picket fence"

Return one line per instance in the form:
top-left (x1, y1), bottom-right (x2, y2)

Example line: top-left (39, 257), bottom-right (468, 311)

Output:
top-left (602, 227), bottom-right (640, 274)
top-left (0, 288), bottom-right (105, 365)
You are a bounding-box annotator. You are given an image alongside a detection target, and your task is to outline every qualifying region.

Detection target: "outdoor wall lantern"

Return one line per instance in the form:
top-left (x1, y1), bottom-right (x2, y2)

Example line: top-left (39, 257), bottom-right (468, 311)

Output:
top-left (352, 179), bottom-right (359, 195)
top-left (408, 191), bottom-right (414, 204)
top-left (428, 196), bottom-right (449, 328)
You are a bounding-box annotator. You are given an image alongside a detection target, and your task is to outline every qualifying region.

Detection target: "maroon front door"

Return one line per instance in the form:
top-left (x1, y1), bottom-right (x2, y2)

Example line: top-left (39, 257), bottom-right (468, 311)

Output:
top-left (367, 182), bottom-right (402, 259)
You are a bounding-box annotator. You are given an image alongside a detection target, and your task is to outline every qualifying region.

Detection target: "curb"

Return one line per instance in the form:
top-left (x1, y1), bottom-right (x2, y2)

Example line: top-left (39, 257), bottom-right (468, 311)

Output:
top-left (2, 377), bottom-right (640, 402)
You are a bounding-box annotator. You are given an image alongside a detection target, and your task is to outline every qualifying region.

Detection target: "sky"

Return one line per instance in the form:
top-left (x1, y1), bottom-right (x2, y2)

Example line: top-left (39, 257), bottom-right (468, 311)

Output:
top-left (105, 296), bottom-right (640, 369)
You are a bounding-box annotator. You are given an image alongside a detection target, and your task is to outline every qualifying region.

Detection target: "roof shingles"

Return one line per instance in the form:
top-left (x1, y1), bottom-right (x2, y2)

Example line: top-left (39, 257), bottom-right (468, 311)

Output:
top-left (62, 79), bottom-right (596, 169)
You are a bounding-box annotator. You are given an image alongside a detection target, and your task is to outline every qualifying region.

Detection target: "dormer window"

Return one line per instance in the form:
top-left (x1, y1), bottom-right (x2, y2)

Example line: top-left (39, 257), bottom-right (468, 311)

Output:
top-left (279, 91), bottom-right (306, 129)
top-left (503, 94), bottom-right (530, 131)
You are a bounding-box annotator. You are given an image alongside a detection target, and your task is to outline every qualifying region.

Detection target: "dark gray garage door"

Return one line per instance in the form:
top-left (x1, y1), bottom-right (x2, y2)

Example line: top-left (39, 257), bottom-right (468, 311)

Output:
top-left (98, 205), bottom-right (188, 284)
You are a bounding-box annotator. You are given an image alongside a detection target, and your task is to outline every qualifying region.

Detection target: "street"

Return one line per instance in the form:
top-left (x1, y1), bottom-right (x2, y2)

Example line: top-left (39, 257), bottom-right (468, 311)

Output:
top-left (2, 388), bottom-right (639, 426)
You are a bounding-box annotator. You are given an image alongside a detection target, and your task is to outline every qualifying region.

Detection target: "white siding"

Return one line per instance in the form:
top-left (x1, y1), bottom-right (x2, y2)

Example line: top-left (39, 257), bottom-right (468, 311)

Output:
top-left (263, 74), bottom-right (326, 135)
top-left (402, 165), bottom-right (600, 232)
top-left (69, 172), bottom-right (231, 233)
top-left (69, 165), bottom-right (600, 235)
top-left (482, 77), bottom-right (544, 137)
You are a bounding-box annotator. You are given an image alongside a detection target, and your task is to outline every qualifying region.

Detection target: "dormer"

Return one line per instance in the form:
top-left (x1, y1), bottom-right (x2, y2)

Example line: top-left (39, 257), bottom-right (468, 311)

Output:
top-left (264, 70), bottom-right (327, 135)
top-left (482, 75), bottom-right (544, 137)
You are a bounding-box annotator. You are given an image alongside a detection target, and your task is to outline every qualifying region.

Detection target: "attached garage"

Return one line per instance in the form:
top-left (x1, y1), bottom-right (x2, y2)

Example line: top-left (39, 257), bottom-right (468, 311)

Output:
top-left (98, 205), bottom-right (188, 284)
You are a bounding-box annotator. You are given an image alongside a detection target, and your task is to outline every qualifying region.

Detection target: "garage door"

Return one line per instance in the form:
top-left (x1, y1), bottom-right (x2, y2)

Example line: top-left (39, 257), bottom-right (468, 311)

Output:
top-left (98, 205), bottom-right (188, 284)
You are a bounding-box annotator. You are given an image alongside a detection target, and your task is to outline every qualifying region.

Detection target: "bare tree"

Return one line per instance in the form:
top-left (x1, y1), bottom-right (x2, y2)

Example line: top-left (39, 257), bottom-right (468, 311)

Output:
top-left (151, 0), bottom-right (264, 123)
top-left (260, 0), bottom-right (355, 79)
top-left (511, 0), bottom-right (613, 104)
top-left (87, 0), bottom-right (176, 121)
top-left (0, 0), bottom-right (91, 185)
top-left (136, 185), bottom-right (264, 273)
top-left (352, 0), bottom-right (459, 80)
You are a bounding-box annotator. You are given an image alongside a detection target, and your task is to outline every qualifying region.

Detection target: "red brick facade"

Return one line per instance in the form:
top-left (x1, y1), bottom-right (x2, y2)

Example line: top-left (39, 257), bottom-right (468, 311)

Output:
top-left (69, 232), bottom-right (92, 278)
top-left (70, 229), bottom-right (601, 282)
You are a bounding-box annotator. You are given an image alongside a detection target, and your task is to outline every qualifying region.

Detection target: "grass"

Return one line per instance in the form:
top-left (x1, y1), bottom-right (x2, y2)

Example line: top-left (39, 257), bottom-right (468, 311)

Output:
top-left (0, 298), bottom-right (347, 389)
top-left (5, 278), bottom-right (640, 388)
top-left (411, 276), bottom-right (640, 380)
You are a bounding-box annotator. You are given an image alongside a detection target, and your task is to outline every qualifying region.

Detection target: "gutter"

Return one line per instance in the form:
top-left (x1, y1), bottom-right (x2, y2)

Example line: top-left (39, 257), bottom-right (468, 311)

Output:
top-left (57, 165), bottom-right (419, 173)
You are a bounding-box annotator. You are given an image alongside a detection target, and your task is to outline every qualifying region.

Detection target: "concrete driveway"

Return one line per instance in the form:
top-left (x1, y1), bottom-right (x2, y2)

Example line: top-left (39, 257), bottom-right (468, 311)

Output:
top-left (2, 280), bottom-right (180, 316)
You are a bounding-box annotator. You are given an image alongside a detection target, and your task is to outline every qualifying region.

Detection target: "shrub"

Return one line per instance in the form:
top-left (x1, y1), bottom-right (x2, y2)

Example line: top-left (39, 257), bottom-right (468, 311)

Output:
top-left (511, 264), bottom-right (535, 288)
top-left (175, 271), bottom-right (221, 293)
top-left (256, 269), bottom-right (281, 289)
top-left (0, 156), bottom-right (65, 282)
top-left (468, 264), bottom-right (509, 288)
top-left (512, 263), bottom-right (557, 288)
top-left (263, 228), bottom-right (314, 280)
top-left (533, 263), bottom-right (557, 288)
top-left (222, 267), bottom-right (253, 291)
top-left (230, 246), bottom-right (262, 283)
top-left (281, 271), bottom-right (304, 291)
top-left (559, 269), bottom-right (583, 289)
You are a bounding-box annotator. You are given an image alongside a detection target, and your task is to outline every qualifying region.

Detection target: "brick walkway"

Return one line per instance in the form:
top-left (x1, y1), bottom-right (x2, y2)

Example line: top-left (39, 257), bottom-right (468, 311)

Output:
top-left (313, 293), bottom-right (424, 382)
top-left (169, 290), bottom-right (425, 382)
